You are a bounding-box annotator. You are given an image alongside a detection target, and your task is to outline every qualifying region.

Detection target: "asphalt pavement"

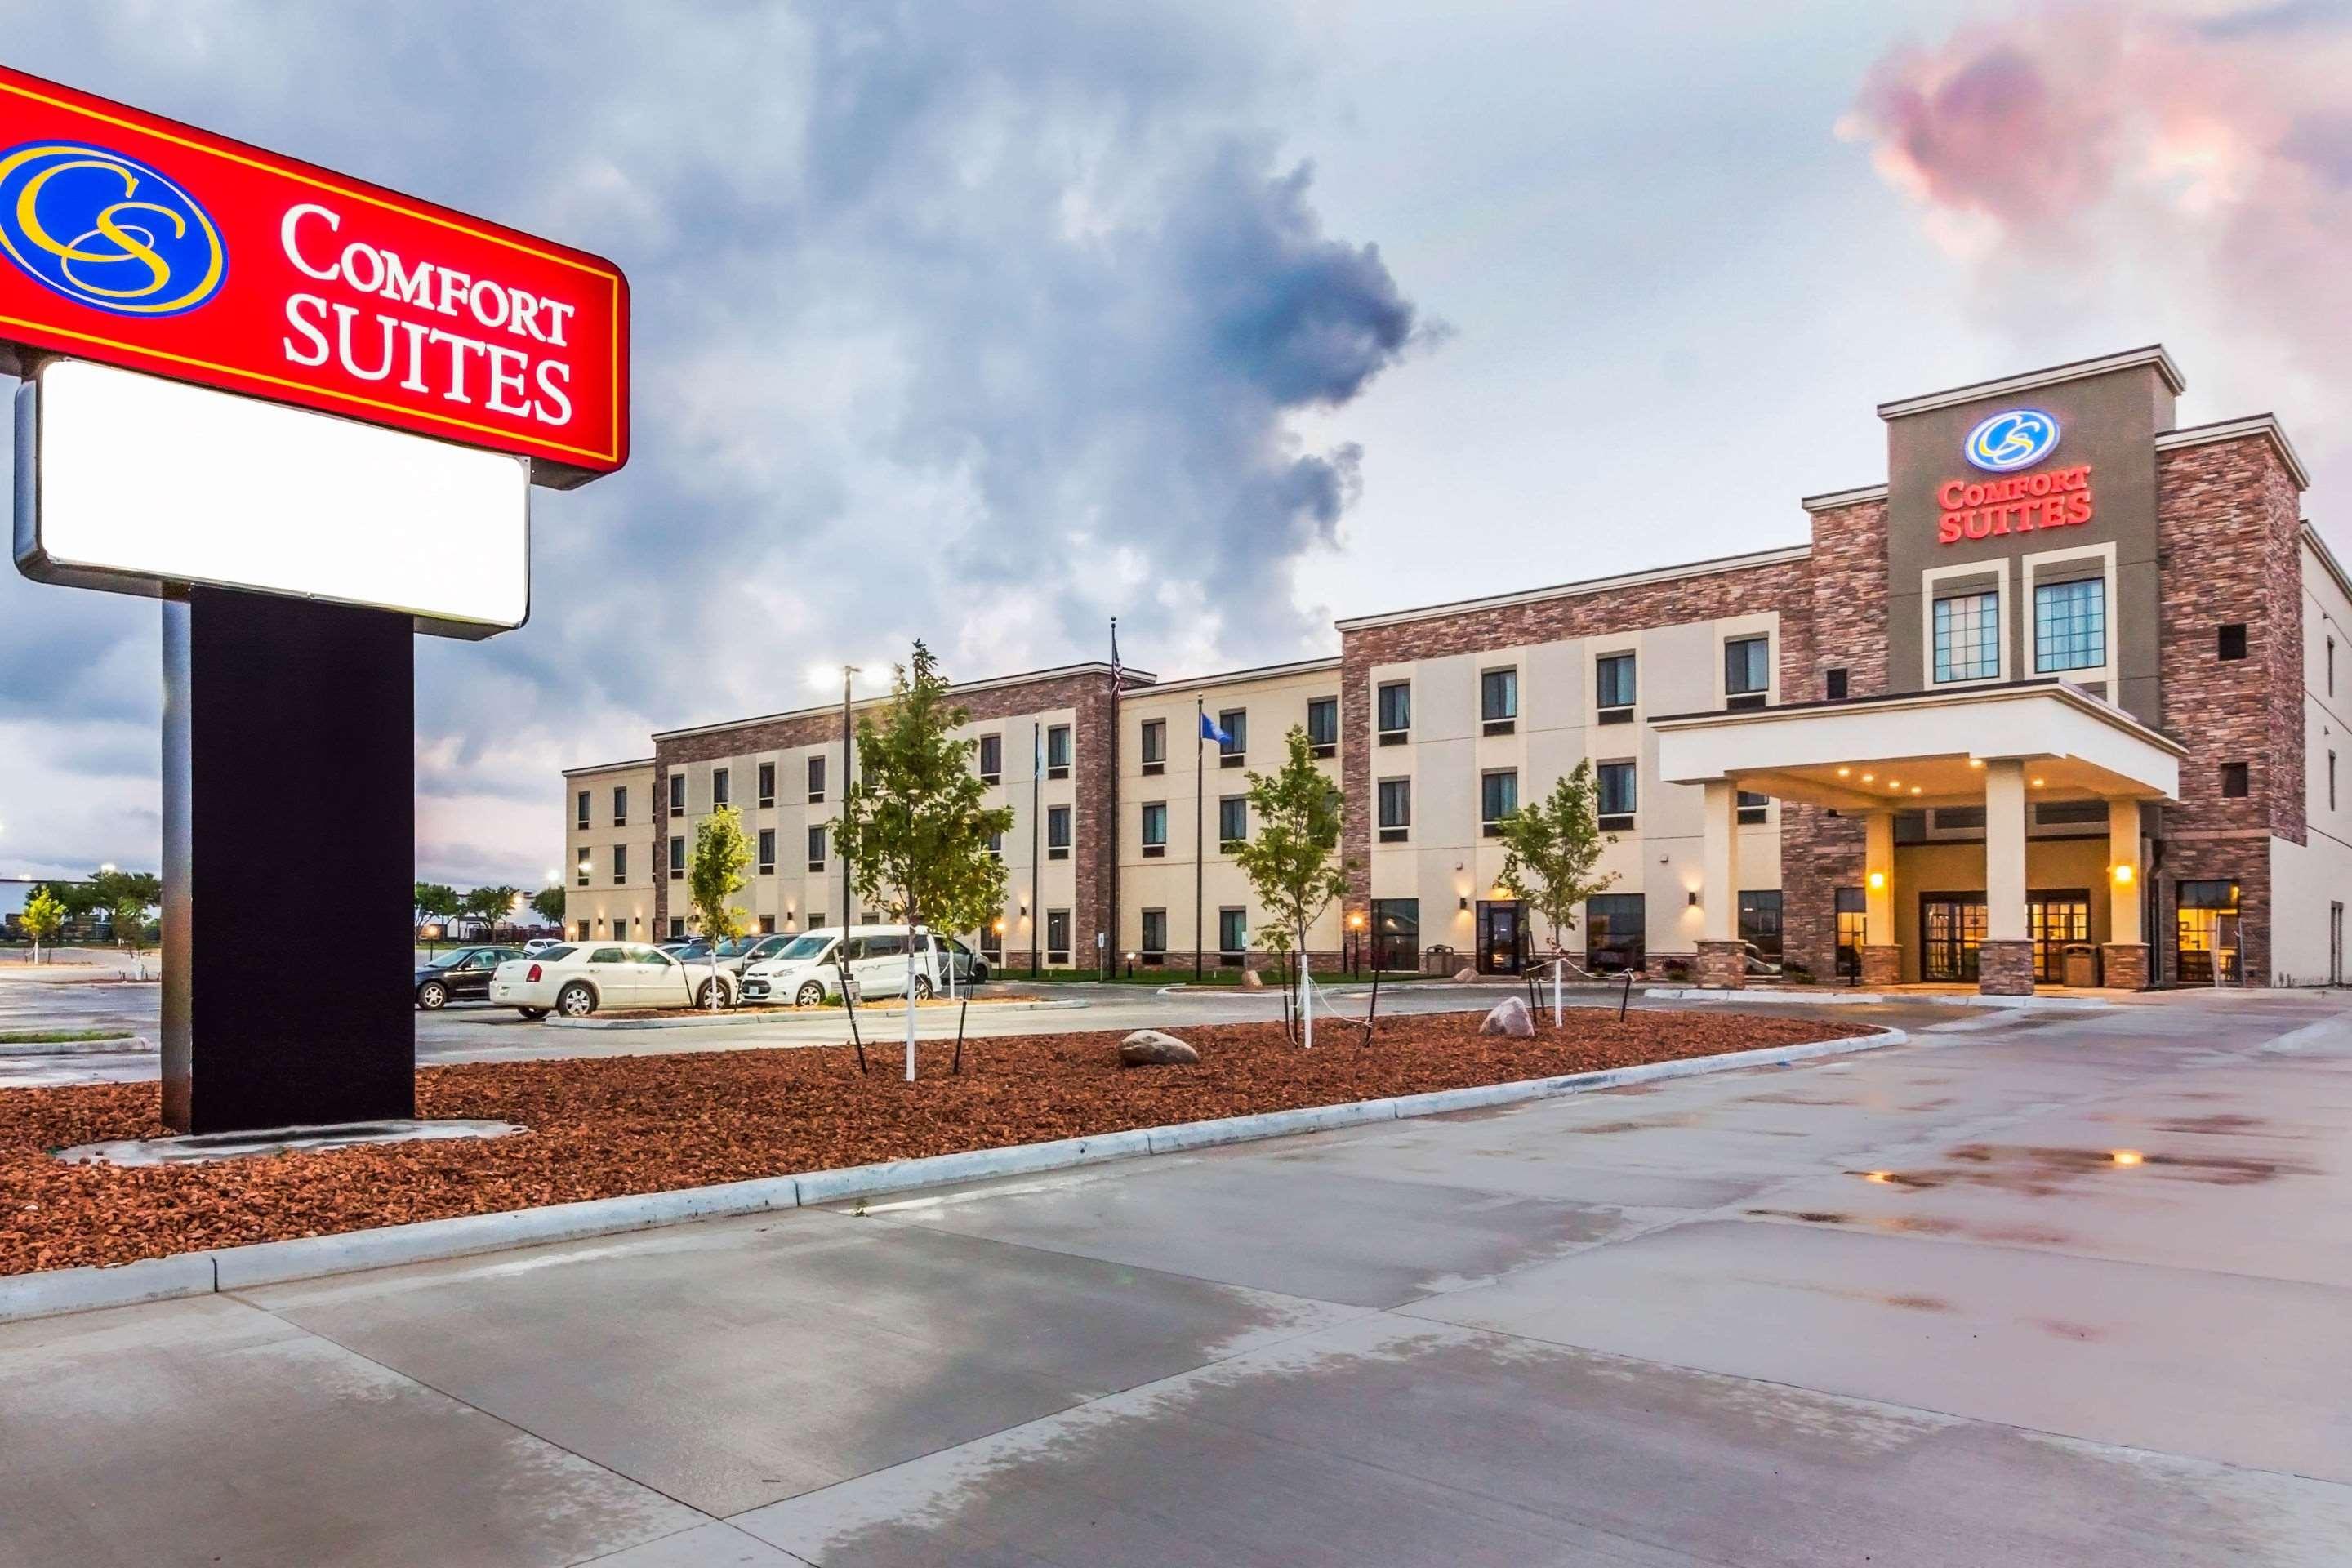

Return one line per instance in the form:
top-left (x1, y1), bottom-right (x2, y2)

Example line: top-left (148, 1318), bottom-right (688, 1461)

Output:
top-left (2, 987), bottom-right (2347, 1565)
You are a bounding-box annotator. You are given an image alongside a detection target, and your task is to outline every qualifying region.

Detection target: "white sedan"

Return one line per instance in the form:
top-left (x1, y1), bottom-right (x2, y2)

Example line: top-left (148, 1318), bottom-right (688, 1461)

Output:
top-left (491, 942), bottom-right (737, 1019)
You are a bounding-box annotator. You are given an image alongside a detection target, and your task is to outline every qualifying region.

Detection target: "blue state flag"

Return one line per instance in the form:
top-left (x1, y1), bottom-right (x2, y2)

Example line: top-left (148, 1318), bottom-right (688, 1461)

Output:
top-left (1200, 712), bottom-right (1232, 747)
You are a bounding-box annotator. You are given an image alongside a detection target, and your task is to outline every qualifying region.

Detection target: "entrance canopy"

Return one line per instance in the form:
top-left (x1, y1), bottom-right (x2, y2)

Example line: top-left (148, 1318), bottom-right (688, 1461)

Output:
top-left (1653, 680), bottom-right (2181, 810)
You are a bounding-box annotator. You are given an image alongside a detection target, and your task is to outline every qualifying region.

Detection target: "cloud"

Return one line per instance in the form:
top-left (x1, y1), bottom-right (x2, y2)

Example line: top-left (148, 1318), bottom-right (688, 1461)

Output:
top-left (0, 0), bottom-right (1424, 886)
top-left (1838, 1), bottom-right (2352, 437)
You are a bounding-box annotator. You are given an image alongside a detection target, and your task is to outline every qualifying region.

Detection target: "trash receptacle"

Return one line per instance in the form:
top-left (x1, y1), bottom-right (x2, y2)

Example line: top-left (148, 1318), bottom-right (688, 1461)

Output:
top-left (2061, 943), bottom-right (2098, 988)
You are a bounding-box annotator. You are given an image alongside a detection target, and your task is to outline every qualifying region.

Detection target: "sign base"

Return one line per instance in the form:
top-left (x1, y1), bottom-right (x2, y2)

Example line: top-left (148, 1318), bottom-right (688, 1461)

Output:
top-left (163, 587), bottom-right (416, 1134)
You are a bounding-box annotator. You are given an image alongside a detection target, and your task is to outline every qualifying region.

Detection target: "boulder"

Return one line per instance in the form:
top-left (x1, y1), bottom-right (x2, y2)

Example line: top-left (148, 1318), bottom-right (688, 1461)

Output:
top-left (1478, 996), bottom-right (1535, 1038)
top-left (1120, 1029), bottom-right (1200, 1067)
top-left (1453, 966), bottom-right (1478, 983)
top-left (1239, 969), bottom-right (1263, 990)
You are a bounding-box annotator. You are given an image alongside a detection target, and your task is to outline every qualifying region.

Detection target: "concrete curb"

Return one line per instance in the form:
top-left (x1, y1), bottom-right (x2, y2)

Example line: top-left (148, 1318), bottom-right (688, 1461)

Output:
top-left (0, 1034), bottom-right (151, 1058)
top-left (1645, 987), bottom-right (2113, 1012)
top-left (0, 1024), bottom-right (1905, 1324)
top-left (543, 998), bottom-right (1083, 1031)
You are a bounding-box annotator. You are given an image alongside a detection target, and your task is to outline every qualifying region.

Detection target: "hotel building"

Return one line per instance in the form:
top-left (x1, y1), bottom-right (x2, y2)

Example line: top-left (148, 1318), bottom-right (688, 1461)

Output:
top-left (562, 347), bottom-right (2352, 994)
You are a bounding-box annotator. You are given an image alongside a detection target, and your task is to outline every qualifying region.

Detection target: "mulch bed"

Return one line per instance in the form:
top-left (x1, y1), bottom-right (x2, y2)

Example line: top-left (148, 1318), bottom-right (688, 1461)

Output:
top-left (0, 1008), bottom-right (1869, 1276)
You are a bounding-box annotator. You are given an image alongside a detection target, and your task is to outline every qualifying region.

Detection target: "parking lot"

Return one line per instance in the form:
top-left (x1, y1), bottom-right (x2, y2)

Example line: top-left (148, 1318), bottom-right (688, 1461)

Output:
top-left (2, 987), bottom-right (2345, 1565)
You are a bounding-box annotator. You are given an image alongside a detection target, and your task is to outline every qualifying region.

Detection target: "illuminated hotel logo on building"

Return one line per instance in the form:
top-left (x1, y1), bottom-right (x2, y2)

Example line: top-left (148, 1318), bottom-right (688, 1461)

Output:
top-left (1962, 408), bottom-right (2060, 473)
top-left (1938, 407), bottom-right (2091, 546)
top-left (0, 140), bottom-right (228, 318)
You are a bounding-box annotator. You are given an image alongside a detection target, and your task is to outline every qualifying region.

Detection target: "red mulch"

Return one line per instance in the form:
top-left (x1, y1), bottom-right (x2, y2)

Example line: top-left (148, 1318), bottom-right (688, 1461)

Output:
top-left (0, 1009), bottom-right (1867, 1276)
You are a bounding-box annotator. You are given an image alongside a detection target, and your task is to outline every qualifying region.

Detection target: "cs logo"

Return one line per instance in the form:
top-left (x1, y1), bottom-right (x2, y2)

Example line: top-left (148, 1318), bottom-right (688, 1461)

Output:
top-left (0, 141), bottom-right (227, 318)
top-left (1962, 408), bottom-right (2060, 474)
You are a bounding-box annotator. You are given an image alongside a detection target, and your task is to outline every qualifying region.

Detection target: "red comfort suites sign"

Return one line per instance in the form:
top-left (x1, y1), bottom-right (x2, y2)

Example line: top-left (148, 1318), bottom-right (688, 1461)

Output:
top-left (0, 66), bottom-right (628, 485)
top-left (1936, 464), bottom-right (2096, 545)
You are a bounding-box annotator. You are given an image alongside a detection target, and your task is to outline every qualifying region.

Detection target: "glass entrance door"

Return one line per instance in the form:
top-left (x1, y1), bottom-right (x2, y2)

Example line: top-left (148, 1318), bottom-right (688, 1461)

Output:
top-left (2027, 892), bottom-right (2091, 982)
top-left (1920, 895), bottom-right (1986, 982)
top-left (2176, 880), bottom-right (2242, 984)
top-left (1476, 900), bottom-right (1524, 975)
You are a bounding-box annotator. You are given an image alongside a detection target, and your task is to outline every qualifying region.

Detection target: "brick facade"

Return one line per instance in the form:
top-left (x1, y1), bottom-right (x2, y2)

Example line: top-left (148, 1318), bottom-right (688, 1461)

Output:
top-left (1779, 496), bottom-right (1889, 981)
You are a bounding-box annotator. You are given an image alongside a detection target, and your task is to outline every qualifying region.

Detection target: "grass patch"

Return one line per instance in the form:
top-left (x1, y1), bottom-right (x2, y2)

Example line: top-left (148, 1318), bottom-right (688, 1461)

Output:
top-left (0, 1028), bottom-right (135, 1045)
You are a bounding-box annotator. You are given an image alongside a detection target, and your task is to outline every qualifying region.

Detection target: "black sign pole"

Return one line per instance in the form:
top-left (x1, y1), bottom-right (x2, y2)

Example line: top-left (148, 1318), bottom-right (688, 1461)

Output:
top-left (161, 586), bottom-right (416, 1133)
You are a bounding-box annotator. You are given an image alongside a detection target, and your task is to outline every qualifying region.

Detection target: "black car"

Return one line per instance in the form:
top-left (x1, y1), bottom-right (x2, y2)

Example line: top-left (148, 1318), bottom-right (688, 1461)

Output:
top-left (415, 946), bottom-right (523, 1009)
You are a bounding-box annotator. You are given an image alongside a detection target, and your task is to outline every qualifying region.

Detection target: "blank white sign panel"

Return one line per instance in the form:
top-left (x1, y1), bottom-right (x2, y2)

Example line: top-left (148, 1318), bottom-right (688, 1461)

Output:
top-left (18, 359), bottom-right (529, 631)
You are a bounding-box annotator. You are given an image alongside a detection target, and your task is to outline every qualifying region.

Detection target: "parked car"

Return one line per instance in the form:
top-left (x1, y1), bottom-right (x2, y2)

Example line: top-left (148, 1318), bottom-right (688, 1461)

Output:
top-left (492, 942), bottom-right (738, 1018)
top-left (659, 938), bottom-right (712, 961)
top-left (738, 925), bottom-right (973, 1006)
top-left (521, 938), bottom-right (564, 956)
top-left (414, 946), bottom-right (524, 1009)
top-left (710, 932), bottom-right (807, 976)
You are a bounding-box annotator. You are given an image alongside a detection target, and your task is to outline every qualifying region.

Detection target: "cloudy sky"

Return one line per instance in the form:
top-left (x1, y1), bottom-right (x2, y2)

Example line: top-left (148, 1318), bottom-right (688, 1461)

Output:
top-left (3, 0), bottom-right (2349, 889)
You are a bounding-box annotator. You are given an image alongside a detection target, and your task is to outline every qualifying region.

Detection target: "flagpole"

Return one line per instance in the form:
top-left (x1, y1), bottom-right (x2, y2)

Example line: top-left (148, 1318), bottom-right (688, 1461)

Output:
top-left (1107, 617), bottom-right (1120, 984)
top-left (1194, 696), bottom-right (1205, 980)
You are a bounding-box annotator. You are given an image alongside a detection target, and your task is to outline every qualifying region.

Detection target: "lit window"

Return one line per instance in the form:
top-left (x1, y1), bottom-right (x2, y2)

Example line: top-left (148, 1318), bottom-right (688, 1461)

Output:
top-left (1933, 592), bottom-right (2000, 683)
top-left (2034, 577), bottom-right (2105, 673)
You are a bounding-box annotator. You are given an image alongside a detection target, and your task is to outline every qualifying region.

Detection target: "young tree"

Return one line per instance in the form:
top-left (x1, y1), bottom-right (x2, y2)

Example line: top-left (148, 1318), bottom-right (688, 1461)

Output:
top-left (1232, 726), bottom-right (1349, 1047)
top-left (20, 885), bottom-right (65, 965)
top-left (1494, 760), bottom-right (1620, 1024)
top-left (529, 884), bottom-right (567, 929)
top-left (689, 806), bottom-right (752, 1008)
top-left (833, 640), bottom-right (1015, 969)
top-left (109, 891), bottom-right (154, 978)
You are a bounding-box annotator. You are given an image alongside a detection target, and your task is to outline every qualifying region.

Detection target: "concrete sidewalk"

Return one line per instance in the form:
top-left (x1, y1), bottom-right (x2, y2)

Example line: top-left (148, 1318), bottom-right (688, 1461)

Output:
top-left (3, 989), bottom-right (2348, 1566)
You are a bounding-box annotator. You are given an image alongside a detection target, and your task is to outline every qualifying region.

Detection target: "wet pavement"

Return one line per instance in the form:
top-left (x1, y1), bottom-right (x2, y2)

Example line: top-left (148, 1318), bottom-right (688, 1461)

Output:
top-left (2, 988), bottom-right (2347, 1564)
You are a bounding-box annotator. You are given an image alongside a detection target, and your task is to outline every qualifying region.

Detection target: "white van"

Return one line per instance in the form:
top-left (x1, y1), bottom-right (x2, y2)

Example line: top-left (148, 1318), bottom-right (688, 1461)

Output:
top-left (738, 924), bottom-right (969, 1006)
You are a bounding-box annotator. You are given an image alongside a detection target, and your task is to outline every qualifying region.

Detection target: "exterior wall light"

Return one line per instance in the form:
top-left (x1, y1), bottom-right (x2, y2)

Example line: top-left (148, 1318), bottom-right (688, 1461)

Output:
top-left (1868, 871), bottom-right (1886, 890)
top-left (2112, 864), bottom-right (2134, 884)
top-left (1686, 891), bottom-right (1699, 906)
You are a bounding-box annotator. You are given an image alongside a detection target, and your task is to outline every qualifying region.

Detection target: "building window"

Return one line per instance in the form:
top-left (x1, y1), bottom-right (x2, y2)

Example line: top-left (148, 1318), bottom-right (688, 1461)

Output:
top-left (1739, 889), bottom-right (1783, 962)
top-left (669, 773), bottom-right (685, 818)
top-left (576, 790), bottom-right (590, 830)
top-left (1217, 906), bottom-right (1248, 963)
top-left (1378, 777), bottom-right (1410, 842)
top-left (1480, 667), bottom-right (1517, 731)
top-left (805, 755), bottom-right (825, 803)
top-left (757, 764), bottom-right (775, 808)
top-left (612, 844), bottom-right (627, 885)
top-left (2330, 751), bottom-right (2338, 813)
top-left (807, 911), bottom-right (825, 933)
top-left (978, 733), bottom-right (1002, 783)
top-left (611, 786), bottom-right (628, 826)
top-left (1048, 804), bottom-right (1071, 859)
top-left (1307, 697), bottom-right (1339, 755)
top-left (1724, 636), bottom-right (1770, 701)
top-left (1737, 790), bottom-right (1768, 826)
top-left (2221, 761), bottom-right (2249, 799)
top-left (1596, 653), bottom-right (1637, 719)
top-left (807, 825), bottom-right (827, 871)
top-left (1585, 893), bottom-right (1645, 973)
top-left (760, 915), bottom-right (775, 935)
top-left (2218, 623), bottom-right (2247, 661)
top-left (1140, 801), bottom-right (1167, 854)
top-left (2034, 577), bottom-right (2105, 673)
top-left (712, 767), bottom-right (730, 808)
top-left (1045, 909), bottom-right (1071, 967)
top-left (670, 916), bottom-right (687, 939)
top-left (1218, 795), bottom-right (1248, 848)
top-left (1933, 591), bottom-right (2000, 683)
top-left (1480, 769), bottom-right (1517, 835)
top-left (1139, 719), bottom-right (1165, 768)
top-left (669, 835), bottom-right (684, 880)
top-left (1046, 725), bottom-right (1071, 779)
top-left (1597, 760), bottom-right (1636, 828)
top-left (1834, 887), bottom-right (1867, 981)
top-left (1377, 680), bottom-right (1411, 741)
top-left (757, 829), bottom-right (775, 876)
top-left (2329, 636), bottom-right (2336, 696)
top-left (1218, 709), bottom-right (1247, 762)
top-left (576, 920), bottom-right (590, 941)
top-left (1140, 907), bottom-right (1168, 962)
top-left (987, 827), bottom-right (1003, 858)
top-left (1370, 898), bottom-right (1419, 971)
top-left (576, 856), bottom-right (590, 888)
top-left (1825, 667), bottom-right (1849, 701)
top-left (2176, 879), bottom-right (2241, 984)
